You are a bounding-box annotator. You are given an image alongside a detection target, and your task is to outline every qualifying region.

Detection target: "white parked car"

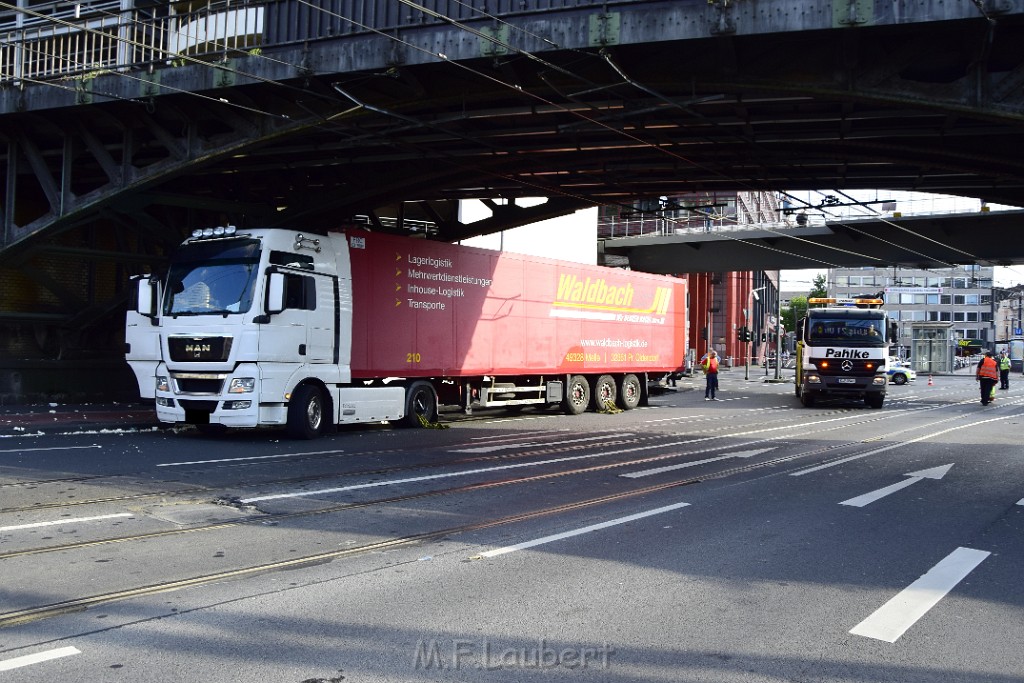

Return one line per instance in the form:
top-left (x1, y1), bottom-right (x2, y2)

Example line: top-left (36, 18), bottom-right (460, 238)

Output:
top-left (887, 360), bottom-right (916, 385)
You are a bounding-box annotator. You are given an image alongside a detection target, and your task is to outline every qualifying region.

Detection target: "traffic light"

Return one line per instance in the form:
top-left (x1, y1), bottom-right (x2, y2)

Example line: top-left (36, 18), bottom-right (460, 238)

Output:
top-left (737, 327), bottom-right (745, 343)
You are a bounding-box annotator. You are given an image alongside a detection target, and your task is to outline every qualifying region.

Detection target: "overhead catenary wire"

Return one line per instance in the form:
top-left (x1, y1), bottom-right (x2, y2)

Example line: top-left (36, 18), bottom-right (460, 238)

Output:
top-left (295, 1), bottom-right (854, 269)
top-left (5, 0), bottom-right (1011, 276)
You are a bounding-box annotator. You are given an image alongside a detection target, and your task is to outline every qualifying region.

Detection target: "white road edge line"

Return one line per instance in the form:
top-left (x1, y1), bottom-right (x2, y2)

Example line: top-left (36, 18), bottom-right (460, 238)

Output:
top-left (156, 450), bottom-right (344, 467)
top-left (621, 448), bottom-right (775, 478)
top-left (0, 445), bottom-right (101, 454)
top-left (240, 438), bottom-right (696, 504)
top-left (0, 646), bottom-right (81, 672)
top-left (790, 417), bottom-right (1005, 476)
top-left (453, 433), bottom-right (634, 454)
top-left (479, 501), bottom-right (691, 558)
top-left (0, 512), bottom-right (133, 532)
top-left (849, 546), bottom-right (990, 643)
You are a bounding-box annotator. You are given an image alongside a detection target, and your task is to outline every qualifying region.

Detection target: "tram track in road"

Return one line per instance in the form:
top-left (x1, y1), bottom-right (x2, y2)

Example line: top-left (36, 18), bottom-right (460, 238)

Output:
top-left (0, 473), bottom-right (707, 629)
top-left (0, 396), bottom-right (984, 519)
top-left (0, 433), bottom-right (641, 516)
top-left (2, 397), bottom-right (1019, 630)
top-left (1, 399), bottom-right (1007, 563)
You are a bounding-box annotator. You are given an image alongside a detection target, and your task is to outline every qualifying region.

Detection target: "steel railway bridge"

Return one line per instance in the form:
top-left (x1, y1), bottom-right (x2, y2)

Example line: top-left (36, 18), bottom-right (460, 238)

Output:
top-left (1, 0), bottom-right (1023, 398)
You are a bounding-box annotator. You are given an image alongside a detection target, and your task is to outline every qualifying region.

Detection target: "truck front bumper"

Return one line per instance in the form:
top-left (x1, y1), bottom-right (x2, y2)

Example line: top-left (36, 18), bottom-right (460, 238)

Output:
top-left (803, 373), bottom-right (887, 395)
top-left (153, 363), bottom-right (286, 427)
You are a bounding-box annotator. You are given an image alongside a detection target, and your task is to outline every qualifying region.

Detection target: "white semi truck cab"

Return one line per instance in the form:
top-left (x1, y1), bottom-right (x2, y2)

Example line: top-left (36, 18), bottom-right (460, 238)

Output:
top-left (126, 226), bottom-right (409, 437)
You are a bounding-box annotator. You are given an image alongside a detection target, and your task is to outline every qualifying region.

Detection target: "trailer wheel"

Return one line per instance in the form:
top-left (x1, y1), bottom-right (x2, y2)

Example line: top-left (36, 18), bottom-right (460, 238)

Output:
top-left (590, 374), bottom-right (617, 411)
top-left (403, 381), bottom-right (438, 427)
top-left (617, 374), bottom-right (642, 410)
top-left (287, 384), bottom-right (325, 439)
top-left (563, 375), bottom-right (590, 415)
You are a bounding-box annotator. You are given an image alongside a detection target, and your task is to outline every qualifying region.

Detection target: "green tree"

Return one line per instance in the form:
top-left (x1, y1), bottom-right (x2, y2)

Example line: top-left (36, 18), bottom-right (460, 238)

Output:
top-left (783, 295), bottom-right (808, 332)
top-left (809, 273), bottom-right (828, 299)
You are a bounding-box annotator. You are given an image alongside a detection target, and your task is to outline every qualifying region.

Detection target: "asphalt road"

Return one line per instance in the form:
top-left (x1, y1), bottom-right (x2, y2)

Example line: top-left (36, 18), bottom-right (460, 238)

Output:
top-left (1, 372), bottom-right (1022, 682)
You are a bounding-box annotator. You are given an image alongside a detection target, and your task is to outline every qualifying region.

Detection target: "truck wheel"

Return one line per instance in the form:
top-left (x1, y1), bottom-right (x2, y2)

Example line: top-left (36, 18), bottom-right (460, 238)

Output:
top-left (866, 394), bottom-right (885, 409)
top-left (403, 381), bottom-right (438, 427)
top-left (617, 374), bottom-right (642, 410)
top-left (800, 391), bottom-right (815, 407)
top-left (563, 375), bottom-right (590, 415)
top-left (590, 374), bottom-right (617, 411)
top-left (287, 384), bottom-right (325, 439)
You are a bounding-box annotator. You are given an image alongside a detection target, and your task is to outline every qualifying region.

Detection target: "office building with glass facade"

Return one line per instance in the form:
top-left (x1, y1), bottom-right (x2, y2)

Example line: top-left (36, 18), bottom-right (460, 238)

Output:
top-left (828, 265), bottom-right (994, 366)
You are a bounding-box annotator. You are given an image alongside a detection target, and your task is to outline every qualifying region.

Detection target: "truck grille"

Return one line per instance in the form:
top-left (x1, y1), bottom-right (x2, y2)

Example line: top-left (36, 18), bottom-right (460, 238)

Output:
top-left (168, 336), bottom-right (232, 362)
top-left (815, 359), bottom-right (879, 376)
top-left (172, 372), bottom-right (227, 394)
top-left (178, 400), bottom-right (218, 413)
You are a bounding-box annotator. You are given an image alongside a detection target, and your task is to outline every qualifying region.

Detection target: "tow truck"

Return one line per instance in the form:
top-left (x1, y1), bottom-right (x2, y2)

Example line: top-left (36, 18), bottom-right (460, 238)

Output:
top-left (795, 297), bottom-right (897, 408)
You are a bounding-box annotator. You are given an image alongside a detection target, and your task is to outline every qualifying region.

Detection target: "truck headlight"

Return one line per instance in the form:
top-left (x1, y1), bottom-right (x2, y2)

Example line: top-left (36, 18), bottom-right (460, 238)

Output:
top-left (156, 375), bottom-right (170, 392)
top-left (806, 374), bottom-right (822, 384)
top-left (872, 376), bottom-right (887, 385)
top-left (228, 377), bottom-right (256, 393)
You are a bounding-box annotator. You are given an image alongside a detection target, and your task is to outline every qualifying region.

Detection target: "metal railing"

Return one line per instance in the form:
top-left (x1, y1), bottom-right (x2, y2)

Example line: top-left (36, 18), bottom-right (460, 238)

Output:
top-left (0, 0), bottom-right (613, 85)
top-left (1, 2), bottom-right (266, 84)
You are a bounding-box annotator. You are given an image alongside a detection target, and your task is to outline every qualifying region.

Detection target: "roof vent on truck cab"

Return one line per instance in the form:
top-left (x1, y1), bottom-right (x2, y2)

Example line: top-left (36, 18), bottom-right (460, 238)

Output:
top-left (294, 234), bottom-right (322, 253)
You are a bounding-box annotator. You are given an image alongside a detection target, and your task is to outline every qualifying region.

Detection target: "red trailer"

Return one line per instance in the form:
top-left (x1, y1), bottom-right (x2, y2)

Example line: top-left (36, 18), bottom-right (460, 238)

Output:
top-left (129, 227), bottom-right (688, 437)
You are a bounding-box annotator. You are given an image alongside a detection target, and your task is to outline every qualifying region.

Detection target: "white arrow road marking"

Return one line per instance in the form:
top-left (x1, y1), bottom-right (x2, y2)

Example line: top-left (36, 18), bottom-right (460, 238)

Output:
top-left (620, 448), bottom-right (775, 479)
top-left (479, 501), bottom-right (691, 558)
top-left (850, 547), bottom-right (990, 643)
top-left (1017, 498), bottom-right (1024, 506)
top-left (0, 646), bottom-right (81, 672)
top-left (840, 464), bottom-right (954, 508)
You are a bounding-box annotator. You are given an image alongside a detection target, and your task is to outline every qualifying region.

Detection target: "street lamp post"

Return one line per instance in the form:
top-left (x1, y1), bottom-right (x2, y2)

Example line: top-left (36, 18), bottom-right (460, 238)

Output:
top-left (747, 286), bottom-right (767, 381)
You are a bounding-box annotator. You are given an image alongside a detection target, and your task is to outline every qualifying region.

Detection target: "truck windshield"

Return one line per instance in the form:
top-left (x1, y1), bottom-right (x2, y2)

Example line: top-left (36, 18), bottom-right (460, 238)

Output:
top-left (807, 317), bottom-right (887, 345)
top-left (164, 239), bottom-right (261, 316)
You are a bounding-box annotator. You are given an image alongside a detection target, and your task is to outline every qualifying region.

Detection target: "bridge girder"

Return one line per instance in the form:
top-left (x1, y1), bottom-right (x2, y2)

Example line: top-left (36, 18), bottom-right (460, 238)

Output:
top-left (1, 0), bottom-right (1024, 360)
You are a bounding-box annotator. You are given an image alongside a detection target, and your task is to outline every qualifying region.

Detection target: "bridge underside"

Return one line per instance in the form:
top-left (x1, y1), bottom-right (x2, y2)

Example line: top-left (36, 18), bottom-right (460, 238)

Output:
top-left (602, 210), bottom-right (1024, 274)
top-left (1, 1), bottom-right (1024, 363)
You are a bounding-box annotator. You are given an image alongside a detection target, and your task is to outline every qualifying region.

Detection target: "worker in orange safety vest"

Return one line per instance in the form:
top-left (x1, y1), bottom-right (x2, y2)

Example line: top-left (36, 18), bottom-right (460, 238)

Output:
top-left (976, 351), bottom-right (999, 406)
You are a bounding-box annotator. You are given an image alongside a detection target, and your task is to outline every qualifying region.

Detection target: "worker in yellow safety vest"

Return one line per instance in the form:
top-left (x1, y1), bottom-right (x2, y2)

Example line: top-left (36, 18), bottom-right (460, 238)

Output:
top-left (998, 350), bottom-right (1011, 390)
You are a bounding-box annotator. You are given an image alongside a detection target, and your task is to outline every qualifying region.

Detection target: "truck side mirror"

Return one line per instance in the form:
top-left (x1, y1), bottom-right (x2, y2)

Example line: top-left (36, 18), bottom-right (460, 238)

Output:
top-left (135, 277), bottom-right (156, 317)
top-left (267, 272), bottom-right (285, 314)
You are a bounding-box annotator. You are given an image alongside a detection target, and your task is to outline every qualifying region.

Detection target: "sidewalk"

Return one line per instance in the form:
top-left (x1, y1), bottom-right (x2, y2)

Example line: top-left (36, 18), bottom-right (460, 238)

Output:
top-left (0, 402), bottom-right (160, 436)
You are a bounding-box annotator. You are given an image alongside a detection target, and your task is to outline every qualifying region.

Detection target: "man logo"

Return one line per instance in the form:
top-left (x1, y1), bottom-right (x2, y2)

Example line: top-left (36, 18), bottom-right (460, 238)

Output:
top-left (185, 344), bottom-right (211, 357)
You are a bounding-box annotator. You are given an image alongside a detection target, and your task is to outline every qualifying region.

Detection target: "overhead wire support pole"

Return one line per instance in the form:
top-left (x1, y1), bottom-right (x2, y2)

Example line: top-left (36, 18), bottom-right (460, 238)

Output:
top-left (775, 278), bottom-right (783, 381)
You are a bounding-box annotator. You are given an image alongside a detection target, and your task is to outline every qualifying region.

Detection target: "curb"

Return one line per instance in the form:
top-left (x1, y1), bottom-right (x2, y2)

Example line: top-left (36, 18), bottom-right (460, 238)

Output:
top-left (0, 404), bottom-right (161, 436)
